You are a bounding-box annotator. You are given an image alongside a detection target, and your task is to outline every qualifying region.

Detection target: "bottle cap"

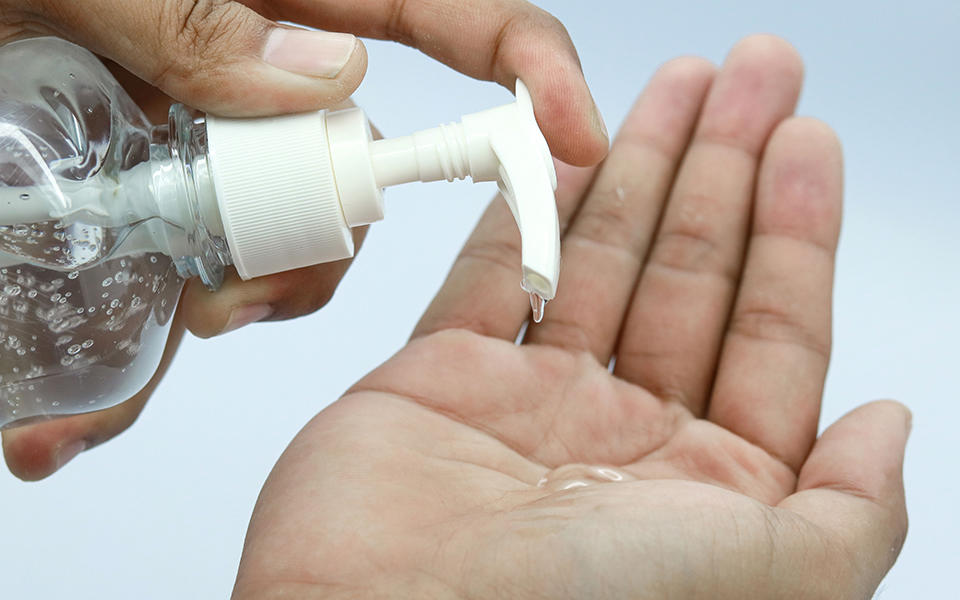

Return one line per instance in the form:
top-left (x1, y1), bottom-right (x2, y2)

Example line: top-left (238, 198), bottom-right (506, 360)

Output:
top-left (205, 110), bottom-right (355, 280)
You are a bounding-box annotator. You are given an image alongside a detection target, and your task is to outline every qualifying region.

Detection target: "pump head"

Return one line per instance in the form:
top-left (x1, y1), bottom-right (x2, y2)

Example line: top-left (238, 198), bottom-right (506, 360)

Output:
top-left (195, 81), bottom-right (562, 301)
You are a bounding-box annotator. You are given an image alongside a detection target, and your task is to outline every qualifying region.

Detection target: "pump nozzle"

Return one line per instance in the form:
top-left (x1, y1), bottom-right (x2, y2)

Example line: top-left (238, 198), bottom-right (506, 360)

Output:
top-left (326, 80), bottom-right (560, 305)
top-left (485, 81), bottom-right (561, 304)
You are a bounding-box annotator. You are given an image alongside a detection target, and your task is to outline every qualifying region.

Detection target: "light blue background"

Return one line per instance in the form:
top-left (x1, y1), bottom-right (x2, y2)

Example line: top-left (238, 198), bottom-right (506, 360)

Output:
top-left (1, 0), bottom-right (957, 597)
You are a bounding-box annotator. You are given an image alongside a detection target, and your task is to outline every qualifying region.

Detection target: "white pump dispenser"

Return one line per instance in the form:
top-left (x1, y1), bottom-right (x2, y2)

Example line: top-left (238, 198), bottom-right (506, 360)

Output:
top-left (0, 81), bottom-right (561, 310)
top-left (204, 80), bottom-right (560, 306)
top-left (0, 36), bottom-right (561, 429)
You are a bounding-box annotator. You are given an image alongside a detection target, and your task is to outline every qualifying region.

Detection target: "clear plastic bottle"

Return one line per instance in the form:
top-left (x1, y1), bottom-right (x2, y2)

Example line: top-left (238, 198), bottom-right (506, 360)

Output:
top-left (0, 36), bottom-right (560, 429)
top-left (0, 37), bottom-right (191, 429)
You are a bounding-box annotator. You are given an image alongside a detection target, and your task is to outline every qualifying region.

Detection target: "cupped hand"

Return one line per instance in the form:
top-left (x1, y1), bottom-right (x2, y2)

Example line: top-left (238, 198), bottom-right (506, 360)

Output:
top-left (231, 36), bottom-right (910, 599)
top-left (1, 0), bottom-right (608, 478)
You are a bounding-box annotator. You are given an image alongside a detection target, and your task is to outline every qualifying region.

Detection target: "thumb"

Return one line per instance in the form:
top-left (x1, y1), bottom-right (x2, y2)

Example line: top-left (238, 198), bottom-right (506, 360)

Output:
top-left (18, 0), bottom-right (367, 115)
top-left (779, 400), bottom-right (911, 597)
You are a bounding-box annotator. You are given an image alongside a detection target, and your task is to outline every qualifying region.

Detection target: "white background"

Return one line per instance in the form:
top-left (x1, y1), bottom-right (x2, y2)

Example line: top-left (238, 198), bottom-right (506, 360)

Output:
top-left (1, 1), bottom-right (957, 597)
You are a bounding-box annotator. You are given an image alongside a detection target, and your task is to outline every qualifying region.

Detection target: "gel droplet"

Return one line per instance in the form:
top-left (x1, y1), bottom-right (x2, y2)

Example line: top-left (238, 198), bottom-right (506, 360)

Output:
top-left (528, 291), bottom-right (546, 323)
top-left (536, 464), bottom-right (636, 492)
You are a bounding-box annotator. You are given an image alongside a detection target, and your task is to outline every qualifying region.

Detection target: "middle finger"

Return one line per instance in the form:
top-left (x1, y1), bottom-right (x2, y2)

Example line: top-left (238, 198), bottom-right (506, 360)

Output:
top-left (524, 56), bottom-right (716, 361)
top-left (613, 36), bottom-right (805, 416)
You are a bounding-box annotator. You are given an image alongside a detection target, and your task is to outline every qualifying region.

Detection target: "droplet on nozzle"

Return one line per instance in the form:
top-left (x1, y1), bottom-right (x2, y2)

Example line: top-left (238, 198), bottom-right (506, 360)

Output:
top-left (528, 291), bottom-right (546, 323)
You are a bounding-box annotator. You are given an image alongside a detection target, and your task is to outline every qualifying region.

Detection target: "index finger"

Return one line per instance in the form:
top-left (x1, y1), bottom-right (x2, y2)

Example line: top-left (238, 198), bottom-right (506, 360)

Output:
top-left (260, 0), bottom-right (609, 166)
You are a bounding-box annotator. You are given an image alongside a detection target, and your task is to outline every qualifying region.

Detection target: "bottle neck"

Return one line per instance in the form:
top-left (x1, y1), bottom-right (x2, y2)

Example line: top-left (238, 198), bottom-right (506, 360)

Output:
top-left (147, 105), bottom-right (231, 290)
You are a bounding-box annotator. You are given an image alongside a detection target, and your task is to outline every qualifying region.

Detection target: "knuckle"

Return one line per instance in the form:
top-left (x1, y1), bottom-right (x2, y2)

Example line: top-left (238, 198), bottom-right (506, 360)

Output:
top-left (384, 0), bottom-right (413, 45)
top-left (458, 237), bottom-right (522, 275)
top-left (533, 315), bottom-right (594, 354)
top-left (489, 6), bottom-right (574, 78)
top-left (728, 305), bottom-right (829, 359)
top-left (153, 0), bottom-right (254, 87)
top-left (270, 275), bottom-right (340, 320)
top-left (415, 313), bottom-right (499, 340)
top-left (566, 182), bottom-right (645, 258)
top-left (489, 13), bottom-right (520, 77)
top-left (650, 224), bottom-right (731, 281)
top-left (523, 6), bottom-right (571, 43)
top-left (174, 0), bottom-right (241, 49)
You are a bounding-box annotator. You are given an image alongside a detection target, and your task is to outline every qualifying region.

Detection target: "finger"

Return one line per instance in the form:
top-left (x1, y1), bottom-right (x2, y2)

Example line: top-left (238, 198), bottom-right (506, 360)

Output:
top-left (101, 59), bottom-right (175, 123)
top-left (255, 0), bottom-right (608, 166)
top-left (182, 226), bottom-right (367, 338)
top-left (707, 117), bottom-right (843, 471)
top-left (779, 401), bottom-right (911, 598)
top-left (614, 35), bottom-right (804, 415)
top-left (17, 0), bottom-right (367, 116)
top-left (2, 310), bottom-right (186, 480)
top-left (412, 162), bottom-right (594, 341)
top-left (524, 57), bottom-right (715, 362)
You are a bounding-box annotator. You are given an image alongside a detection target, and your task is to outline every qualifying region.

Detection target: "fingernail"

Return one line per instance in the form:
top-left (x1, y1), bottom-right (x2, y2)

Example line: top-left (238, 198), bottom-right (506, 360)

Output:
top-left (592, 100), bottom-right (609, 143)
top-left (263, 28), bottom-right (357, 78)
top-left (54, 440), bottom-right (86, 471)
top-left (221, 304), bottom-right (273, 335)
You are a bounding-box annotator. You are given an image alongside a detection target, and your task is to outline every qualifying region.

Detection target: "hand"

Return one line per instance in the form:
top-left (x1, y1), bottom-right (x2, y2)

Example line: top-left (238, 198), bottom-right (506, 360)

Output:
top-left (0, 0), bottom-right (608, 478)
top-left (230, 36), bottom-right (910, 599)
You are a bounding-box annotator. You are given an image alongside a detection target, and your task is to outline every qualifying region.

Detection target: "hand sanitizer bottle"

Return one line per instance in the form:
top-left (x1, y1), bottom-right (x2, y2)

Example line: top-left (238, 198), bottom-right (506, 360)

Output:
top-left (0, 36), bottom-right (560, 429)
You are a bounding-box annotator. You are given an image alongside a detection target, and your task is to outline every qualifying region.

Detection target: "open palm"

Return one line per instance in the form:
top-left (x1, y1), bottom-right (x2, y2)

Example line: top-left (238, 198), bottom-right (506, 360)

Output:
top-left (232, 37), bottom-right (909, 600)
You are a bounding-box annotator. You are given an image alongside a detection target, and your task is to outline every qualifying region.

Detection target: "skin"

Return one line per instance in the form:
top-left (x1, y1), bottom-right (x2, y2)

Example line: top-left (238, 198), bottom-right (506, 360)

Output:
top-left (0, 0), bottom-right (608, 478)
top-left (230, 36), bottom-right (910, 599)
